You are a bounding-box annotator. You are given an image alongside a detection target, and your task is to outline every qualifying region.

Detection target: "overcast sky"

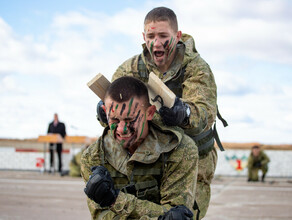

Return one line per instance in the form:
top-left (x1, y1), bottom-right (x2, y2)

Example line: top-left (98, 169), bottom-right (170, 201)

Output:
top-left (0, 0), bottom-right (291, 144)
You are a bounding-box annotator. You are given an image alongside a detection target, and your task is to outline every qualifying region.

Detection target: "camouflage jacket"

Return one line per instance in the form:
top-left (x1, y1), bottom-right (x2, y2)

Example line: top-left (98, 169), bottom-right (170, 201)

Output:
top-left (248, 150), bottom-right (270, 168)
top-left (112, 33), bottom-right (217, 137)
top-left (81, 122), bottom-right (198, 219)
top-left (69, 150), bottom-right (83, 177)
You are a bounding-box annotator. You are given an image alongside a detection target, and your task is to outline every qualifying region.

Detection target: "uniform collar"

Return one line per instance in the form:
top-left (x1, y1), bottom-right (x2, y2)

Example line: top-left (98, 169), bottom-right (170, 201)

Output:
top-left (102, 124), bottom-right (179, 175)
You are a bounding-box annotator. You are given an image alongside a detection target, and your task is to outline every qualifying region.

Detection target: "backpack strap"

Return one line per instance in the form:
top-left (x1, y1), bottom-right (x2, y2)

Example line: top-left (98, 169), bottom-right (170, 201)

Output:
top-left (193, 200), bottom-right (200, 220)
top-left (138, 54), bottom-right (228, 153)
top-left (213, 105), bottom-right (228, 151)
top-left (137, 54), bottom-right (149, 79)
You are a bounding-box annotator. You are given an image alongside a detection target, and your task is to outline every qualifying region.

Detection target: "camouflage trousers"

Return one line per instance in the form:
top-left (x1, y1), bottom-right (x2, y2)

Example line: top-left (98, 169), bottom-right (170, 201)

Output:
top-left (248, 165), bottom-right (268, 181)
top-left (69, 165), bottom-right (81, 177)
top-left (194, 147), bottom-right (218, 219)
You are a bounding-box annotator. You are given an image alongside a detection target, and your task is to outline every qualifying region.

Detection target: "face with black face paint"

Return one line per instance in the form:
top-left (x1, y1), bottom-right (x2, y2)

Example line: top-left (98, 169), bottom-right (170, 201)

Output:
top-left (143, 20), bottom-right (182, 73)
top-left (104, 96), bottom-right (156, 154)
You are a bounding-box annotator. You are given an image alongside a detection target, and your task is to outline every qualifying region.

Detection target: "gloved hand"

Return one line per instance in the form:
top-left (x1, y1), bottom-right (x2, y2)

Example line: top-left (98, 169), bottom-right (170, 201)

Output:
top-left (84, 166), bottom-right (119, 207)
top-left (159, 97), bottom-right (190, 126)
top-left (253, 161), bottom-right (262, 168)
top-left (96, 100), bottom-right (108, 124)
top-left (158, 205), bottom-right (193, 220)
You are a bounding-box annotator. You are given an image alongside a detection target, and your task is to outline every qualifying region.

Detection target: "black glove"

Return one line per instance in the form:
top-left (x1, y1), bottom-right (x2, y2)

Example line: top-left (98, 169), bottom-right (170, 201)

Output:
top-left (96, 100), bottom-right (108, 124)
top-left (159, 97), bottom-right (190, 126)
top-left (253, 161), bottom-right (262, 168)
top-left (84, 166), bottom-right (119, 207)
top-left (158, 205), bottom-right (193, 220)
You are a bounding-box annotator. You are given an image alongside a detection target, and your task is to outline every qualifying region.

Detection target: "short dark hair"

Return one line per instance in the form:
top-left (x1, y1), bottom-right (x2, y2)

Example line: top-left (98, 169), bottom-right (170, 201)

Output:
top-left (105, 76), bottom-right (149, 105)
top-left (252, 145), bottom-right (260, 149)
top-left (144, 7), bottom-right (178, 32)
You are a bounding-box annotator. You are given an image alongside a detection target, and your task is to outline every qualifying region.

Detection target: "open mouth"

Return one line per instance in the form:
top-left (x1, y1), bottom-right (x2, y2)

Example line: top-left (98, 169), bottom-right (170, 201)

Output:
top-left (154, 51), bottom-right (165, 58)
top-left (117, 132), bottom-right (133, 139)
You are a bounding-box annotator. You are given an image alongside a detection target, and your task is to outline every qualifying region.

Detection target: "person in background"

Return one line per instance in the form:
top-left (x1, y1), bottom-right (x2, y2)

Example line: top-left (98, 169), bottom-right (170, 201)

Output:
top-left (82, 76), bottom-right (199, 219)
top-left (47, 113), bottom-right (66, 173)
top-left (247, 145), bottom-right (270, 182)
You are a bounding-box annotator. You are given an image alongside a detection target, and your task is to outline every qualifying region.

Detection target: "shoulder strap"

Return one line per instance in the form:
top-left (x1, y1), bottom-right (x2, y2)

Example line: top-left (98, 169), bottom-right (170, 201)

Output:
top-left (138, 54), bottom-right (228, 152)
top-left (217, 105), bottom-right (228, 127)
top-left (193, 200), bottom-right (200, 220)
top-left (137, 54), bottom-right (149, 79)
top-left (213, 105), bottom-right (228, 151)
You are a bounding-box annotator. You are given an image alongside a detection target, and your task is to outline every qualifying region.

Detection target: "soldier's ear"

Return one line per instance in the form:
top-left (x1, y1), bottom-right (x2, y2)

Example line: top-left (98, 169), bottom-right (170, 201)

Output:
top-left (146, 105), bottom-right (156, 121)
top-left (142, 32), bottom-right (146, 42)
top-left (176, 31), bottom-right (182, 42)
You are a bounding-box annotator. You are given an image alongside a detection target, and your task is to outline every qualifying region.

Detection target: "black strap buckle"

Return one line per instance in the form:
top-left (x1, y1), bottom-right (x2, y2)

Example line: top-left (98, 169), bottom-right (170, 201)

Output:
top-left (121, 183), bottom-right (136, 195)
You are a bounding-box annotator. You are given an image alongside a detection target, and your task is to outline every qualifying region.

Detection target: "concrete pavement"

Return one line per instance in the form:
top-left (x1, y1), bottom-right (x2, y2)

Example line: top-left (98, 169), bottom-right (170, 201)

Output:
top-left (0, 171), bottom-right (291, 220)
top-left (205, 176), bottom-right (292, 220)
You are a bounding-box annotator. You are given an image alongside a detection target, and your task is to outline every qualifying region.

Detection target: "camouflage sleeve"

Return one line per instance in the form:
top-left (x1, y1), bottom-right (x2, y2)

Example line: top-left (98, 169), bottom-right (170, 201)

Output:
top-left (182, 57), bottom-right (217, 134)
top-left (109, 135), bottom-right (198, 219)
top-left (80, 141), bottom-right (102, 183)
top-left (111, 55), bottom-right (140, 82)
top-left (261, 151), bottom-right (270, 165)
top-left (81, 140), bottom-right (116, 219)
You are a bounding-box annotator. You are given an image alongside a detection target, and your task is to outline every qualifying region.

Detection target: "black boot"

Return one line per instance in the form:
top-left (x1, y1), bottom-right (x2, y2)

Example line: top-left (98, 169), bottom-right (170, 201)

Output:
top-left (261, 174), bottom-right (266, 182)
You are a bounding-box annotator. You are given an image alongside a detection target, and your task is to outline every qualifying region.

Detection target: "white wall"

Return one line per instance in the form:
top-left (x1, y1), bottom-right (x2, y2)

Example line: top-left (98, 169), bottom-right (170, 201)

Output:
top-left (215, 149), bottom-right (292, 177)
top-left (0, 147), bottom-right (82, 172)
top-left (1, 148), bottom-right (292, 177)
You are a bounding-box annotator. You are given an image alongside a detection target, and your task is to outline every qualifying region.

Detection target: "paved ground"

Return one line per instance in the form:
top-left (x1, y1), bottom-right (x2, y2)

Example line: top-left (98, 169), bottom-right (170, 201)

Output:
top-left (0, 171), bottom-right (90, 220)
top-left (0, 171), bottom-right (291, 220)
top-left (205, 176), bottom-right (292, 220)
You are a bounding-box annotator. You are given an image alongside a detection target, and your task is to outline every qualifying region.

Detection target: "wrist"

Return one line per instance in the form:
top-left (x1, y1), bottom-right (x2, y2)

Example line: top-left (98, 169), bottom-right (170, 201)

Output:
top-left (181, 103), bottom-right (191, 126)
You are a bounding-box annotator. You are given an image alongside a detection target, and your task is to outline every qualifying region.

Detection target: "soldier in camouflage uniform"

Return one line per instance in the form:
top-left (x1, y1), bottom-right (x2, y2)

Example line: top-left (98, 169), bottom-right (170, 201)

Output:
top-left (247, 145), bottom-right (270, 182)
top-left (82, 76), bottom-right (199, 219)
top-left (68, 150), bottom-right (83, 177)
top-left (69, 146), bottom-right (89, 177)
top-left (97, 7), bottom-right (223, 219)
top-left (61, 146), bottom-right (88, 177)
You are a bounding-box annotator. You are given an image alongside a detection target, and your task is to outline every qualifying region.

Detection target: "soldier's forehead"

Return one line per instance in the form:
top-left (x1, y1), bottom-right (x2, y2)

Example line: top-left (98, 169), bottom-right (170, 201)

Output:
top-left (105, 97), bottom-right (145, 105)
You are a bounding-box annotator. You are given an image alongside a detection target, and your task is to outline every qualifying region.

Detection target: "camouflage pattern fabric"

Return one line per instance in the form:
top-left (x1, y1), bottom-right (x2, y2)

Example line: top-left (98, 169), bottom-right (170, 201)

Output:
top-left (248, 150), bottom-right (270, 181)
top-left (112, 33), bottom-right (217, 135)
top-left (111, 33), bottom-right (217, 219)
top-left (69, 150), bottom-right (83, 177)
top-left (194, 148), bottom-right (217, 218)
top-left (81, 123), bottom-right (198, 220)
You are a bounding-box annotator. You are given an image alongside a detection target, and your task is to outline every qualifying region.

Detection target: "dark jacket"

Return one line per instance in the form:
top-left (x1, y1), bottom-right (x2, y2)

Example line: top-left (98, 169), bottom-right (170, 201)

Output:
top-left (47, 121), bottom-right (66, 138)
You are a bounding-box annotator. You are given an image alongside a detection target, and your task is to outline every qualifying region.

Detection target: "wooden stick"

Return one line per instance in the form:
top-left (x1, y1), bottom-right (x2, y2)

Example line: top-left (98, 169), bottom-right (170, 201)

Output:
top-left (147, 72), bottom-right (176, 110)
top-left (87, 73), bottom-right (111, 101)
top-left (87, 72), bottom-right (176, 110)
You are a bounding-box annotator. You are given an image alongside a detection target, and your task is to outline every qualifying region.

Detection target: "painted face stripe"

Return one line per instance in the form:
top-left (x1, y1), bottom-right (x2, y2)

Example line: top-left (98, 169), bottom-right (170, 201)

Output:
top-left (123, 122), bottom-right (128, 134)
top-left (150, 41), bottom-right (154, 54)
top-left (139, 114), bottom-right (147, 138)
top-left (163, 40), bottom-right (169, 49)
top-left (168, 37), bottom-right (173, 49)
top-left (132, 102), bottom-right (138, 115)
top-left (110, 123), bottom-right (117, 135)
top-left (127, 98), bottom-right (134, 116)
top-left (120, 103), bottom-right (126, 115)
top-left (169, 45), bottom-right (175, 57)
top-left (108, 102), bottom-right (114, 117)
top-left (168, 37), bottom-right (176, 57)
top-left (129, 110), bottom-right (141, 128)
